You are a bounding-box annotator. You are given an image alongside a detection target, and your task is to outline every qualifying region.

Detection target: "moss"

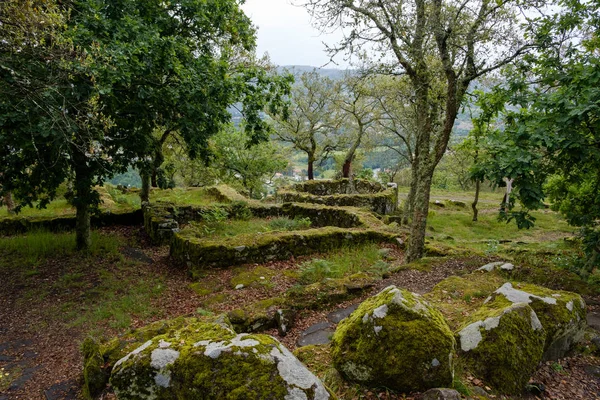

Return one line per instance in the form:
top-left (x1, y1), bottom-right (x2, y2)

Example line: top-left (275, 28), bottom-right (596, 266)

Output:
top-left (456, 303), bottom-right (546, 394)
top-left (331, 286), bottom-right (455, 392)
top-left (490, 281), bottom-right (587, 361)
top-left (424, 274), bottom-right (506, 331)
top-left (81, 317), bottom-right (205, 397)
top-left (285, 280), bottom-right (352, 310)
top-left (81, 338), bottom-right (108, 399)
top-left (110, 318), bottom-right (330, 399)
top-left (202, 293), bottom-right (229, 308)
top-left (172, 225), bottom-right (397, 271)
top-left (227, 297), bottom-right (284, 333)
top-left (190, 278), bottom-right (223, 297)
top-left (230, 266), bottom-right (275, 289)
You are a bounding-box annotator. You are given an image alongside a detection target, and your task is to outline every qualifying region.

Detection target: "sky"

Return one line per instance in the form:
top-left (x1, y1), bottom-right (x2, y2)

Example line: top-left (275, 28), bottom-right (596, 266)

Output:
top-left (240, 0), bottom-right (348, 68)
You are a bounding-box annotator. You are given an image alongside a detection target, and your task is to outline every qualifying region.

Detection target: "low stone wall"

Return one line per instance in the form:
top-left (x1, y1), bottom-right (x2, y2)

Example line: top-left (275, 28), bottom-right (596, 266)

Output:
top-left (276, 179), bottom-right (398, 215)
top-left (292, 178), bottom-right (384, 195)
top-left (277, 189), bottom-right (398, 215)
top-left (171, 227), bottom-right (399, 271)
top-left (0, 209), bottom-right (143, 235)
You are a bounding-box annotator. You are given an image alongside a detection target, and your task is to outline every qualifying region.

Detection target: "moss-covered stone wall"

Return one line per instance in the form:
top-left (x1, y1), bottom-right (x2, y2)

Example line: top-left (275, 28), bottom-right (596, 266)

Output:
top-left (0, 209), bottom-right (143, 236)
top-left (292, 179), bottom-right (384, 195)
top-left (277, 179), bottom-right (398, 215)
top-left (171, 226), bottom-right (399, 271)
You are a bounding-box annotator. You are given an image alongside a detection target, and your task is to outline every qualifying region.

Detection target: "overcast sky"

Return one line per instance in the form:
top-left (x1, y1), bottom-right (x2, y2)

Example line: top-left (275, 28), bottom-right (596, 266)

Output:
top-left (241, 0), bottom-right (348, 68)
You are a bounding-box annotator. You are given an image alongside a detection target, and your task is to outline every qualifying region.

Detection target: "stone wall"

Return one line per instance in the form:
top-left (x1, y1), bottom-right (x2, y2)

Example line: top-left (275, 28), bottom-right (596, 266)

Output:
top-left (277, 179), bottom-right (398, 215)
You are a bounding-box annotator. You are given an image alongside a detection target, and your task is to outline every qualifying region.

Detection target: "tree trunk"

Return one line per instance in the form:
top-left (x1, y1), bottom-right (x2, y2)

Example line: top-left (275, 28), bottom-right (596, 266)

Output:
top-left (472, 179), bottom-right (480, 221)
top-left (405, 167), bottom-right (433, 262)
top-left (75, 201), bottom-right (91, 250)
top-left (402, 166), bottom-right (418, 225)
top-left (307, 153), bottom-right (315, 180)
top-left (3, 192), bottom-right (15, 214)
top-left (151, 170), bottom-right (158, 188)
top-left (342, 159), bottom-right (352, 178)
top-left (141, 171), bottom-right (151, 202)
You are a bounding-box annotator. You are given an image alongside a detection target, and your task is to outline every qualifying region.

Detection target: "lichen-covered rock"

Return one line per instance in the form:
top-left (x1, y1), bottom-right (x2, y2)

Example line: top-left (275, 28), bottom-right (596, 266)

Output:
top-left (227, 297), bottom-right (284, 333)
top-left (110, 317), bottom-right (331, 400)
top-left (457, 302), bottom-right (546, 394)
top-left (489, 282), bottom-right (587, 360)
top-left (331, 286), bottom-right (455, 392)
top-left (81, 316), bottom-right (201, 399)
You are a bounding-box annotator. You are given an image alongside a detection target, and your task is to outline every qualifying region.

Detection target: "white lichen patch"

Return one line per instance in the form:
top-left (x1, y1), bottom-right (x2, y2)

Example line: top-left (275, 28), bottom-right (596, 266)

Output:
top-left (495, 283), bottom-right (557, 305)
top-left (114, 340), bottom-right (153, 368)
top-left (150, 348), bottom-right (180, 369)
top-left (500, 263), bottom-right (514, 271)
top-left (459, 321), bottom-right (484, 352)
top-left (477, 261), bottom-right (504, 272)
top-left (196, 334), bottom-right (260, 359)
top-left (530, 310), bottom-right (543, 331)
top-left (341, 361), bottom-right (373, 382)
top-left (158, 339), bottom-right (171, 348)
top-left (431, 358), bottom-right (440, 367)
top-left (566, 300), bottom-right (574, 312)
top-left (374, 326), bottom-right (383, 334)
top-left (373, 304), bottom-right (388, 319)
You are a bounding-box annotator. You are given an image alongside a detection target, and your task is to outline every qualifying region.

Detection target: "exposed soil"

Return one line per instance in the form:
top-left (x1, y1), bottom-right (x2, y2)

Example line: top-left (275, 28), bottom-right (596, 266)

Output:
top-left (1, 225), bottom-right (600, 399)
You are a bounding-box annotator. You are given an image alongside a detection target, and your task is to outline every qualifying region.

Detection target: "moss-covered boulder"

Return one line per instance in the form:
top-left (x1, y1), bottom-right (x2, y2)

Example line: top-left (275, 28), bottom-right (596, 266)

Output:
top-left (490, 282), bottom-right (587, 360)
top-left (110, 317), bottom-right (332, 399)
top-left (457, 301), bottom-right (546, 394)
top-left (82, 316), bottom-right (204, 399)
top-left (331, 286), bottom-right (455, 392)
top-left (227, 297), bottom-right (285, 333)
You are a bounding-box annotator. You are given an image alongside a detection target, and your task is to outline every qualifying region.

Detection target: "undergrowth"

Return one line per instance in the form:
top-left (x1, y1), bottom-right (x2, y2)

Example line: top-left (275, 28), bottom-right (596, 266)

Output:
top-left (298, 243), bottom-right (390, 284)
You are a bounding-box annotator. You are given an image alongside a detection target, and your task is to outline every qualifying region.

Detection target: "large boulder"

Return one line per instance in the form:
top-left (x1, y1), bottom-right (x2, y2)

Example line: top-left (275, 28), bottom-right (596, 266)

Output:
top-left (82, 316), bottom-right (200, 399)
top-left (457, 301), bottom-right (546, 394)
top-left (489, 282), bottom-right (586, 360)
top-left (331, 286), bottom-right (455, 392)
top-left (110, 317), bottom-right (331, 400)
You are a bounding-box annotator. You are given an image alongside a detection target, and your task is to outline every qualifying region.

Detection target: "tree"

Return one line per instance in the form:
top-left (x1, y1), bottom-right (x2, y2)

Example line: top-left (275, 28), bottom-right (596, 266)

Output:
top-left (271, 71), bottom-right (342, 180)
top-left (335, 75), bottom-right (380, 178)
top-left (302, 0), bottom-right (537, 261)
top-left (212, 125), bottom-right (289, 198)
top-left (370, 75), bottom-right (418, 222)
top-left (475, 0), bottom-right (600, 270)
top-left (0, 0), bottom-right (290, 249)
top-left (71, 0), bottom-right (291, 203)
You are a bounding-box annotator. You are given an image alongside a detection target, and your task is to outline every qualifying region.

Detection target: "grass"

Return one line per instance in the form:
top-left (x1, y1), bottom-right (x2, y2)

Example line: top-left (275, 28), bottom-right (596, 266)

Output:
top-left (0, 230), bottom-right (120, 269)
top-left (189, 216), bottom-right (312, 239)
top-left (0, 185), bottom-right (219, 219)
top-left (298, 243), bottom-right (389, 284)
top-left (1, 229), bottom-right (166, 333)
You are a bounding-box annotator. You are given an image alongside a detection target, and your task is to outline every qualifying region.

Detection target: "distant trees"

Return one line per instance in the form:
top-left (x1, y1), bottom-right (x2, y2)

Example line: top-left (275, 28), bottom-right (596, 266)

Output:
top-left (0, 0), bottom-right (290, 249)
top-left (302, 0), bottom-right (539, 261)
top-left (270, 71), bottom-right (341, 180)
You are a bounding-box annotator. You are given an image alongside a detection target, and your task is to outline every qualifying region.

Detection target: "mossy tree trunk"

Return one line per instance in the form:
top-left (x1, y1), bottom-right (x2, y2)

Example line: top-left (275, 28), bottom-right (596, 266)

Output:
top-left (3, 191), bottom-right (15, 214)
top-left (141, 171), bottom-right (151, 202)
top-left (405, 164), bottom-right (434, 262)
top-left (402, 166), bottom-right (418, 225)
top-left (307, 152), bottom-right (316, 180)
top-left (341, 124), bottom-right (363, 179)
top-left (472, 179), bottom-right (480, 221)
top-left (72, 150), bottom-right (95, 251)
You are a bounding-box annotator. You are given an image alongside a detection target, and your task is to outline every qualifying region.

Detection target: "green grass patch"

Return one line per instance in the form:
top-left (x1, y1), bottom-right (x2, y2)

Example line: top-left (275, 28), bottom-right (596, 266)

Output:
top-left (0, 230), bottom-right (120, 269)
top-left (151, 187), bottom-right (219, 206)
top-left (298, 243), bottom-right (388, 284)
top-left (188, 216), bottom-right (312, 239)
